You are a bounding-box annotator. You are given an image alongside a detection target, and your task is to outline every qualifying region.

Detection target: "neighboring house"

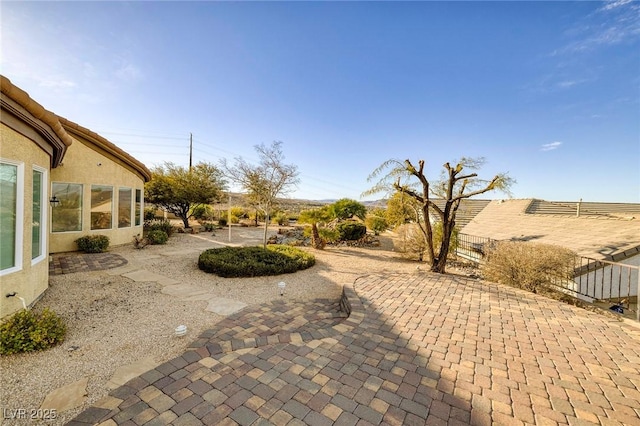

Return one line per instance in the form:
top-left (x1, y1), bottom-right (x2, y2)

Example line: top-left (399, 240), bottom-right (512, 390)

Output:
top-left (0, 76), bottom-right (151, 319)
top-left (461, 198), bottom-right (640, 301)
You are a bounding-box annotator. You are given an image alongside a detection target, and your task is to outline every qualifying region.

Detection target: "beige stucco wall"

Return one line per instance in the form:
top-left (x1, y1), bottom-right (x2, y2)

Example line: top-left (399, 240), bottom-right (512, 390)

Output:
top-left (49, 135), bottom-right (145, 253)
top-left (0, 124), bottom-right (51, 319)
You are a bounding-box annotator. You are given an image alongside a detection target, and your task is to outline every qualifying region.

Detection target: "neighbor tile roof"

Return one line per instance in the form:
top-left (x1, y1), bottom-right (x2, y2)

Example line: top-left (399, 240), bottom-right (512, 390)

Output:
top-left (461, 199), bottom-right (640, 261)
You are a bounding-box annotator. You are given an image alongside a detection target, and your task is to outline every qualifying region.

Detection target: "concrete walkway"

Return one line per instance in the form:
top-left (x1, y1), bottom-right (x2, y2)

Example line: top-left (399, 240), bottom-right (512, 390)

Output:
top-left (69, 273), bottom-right (640, 425)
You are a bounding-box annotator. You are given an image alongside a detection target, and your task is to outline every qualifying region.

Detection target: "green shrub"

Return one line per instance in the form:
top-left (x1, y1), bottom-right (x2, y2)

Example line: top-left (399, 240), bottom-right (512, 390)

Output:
top-left (336, 222), bottom-right (367, 241)
top-left (144, 207), bottom-right (157, 222)
top-left (147, 230), bottom-right (169, 245)
top-left (218, 218), bottom-right (228, 227)
top-left (365, 215), bottom-right (388, 235)
top-left (198, 245), bottom-right (315, 277)
top-left (0, 308), bottom-right (66, 355)
top-left (191, 205), bottom-right (214, 221)
top-left (202, 222), bottom-right (216, 232)
top-left (482, 241), bottom-right (576, 293)
top-left (145, 219), bottom-right (174, 237)
top-left (75, 235), bottom-right (110, 253)
top-left (272, 212), bottom-right (289, 226)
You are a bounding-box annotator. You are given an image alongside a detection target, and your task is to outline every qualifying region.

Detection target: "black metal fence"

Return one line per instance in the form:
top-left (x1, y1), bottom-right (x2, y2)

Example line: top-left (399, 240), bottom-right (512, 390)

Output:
top-left (455, 233), bottom-right (639, 322)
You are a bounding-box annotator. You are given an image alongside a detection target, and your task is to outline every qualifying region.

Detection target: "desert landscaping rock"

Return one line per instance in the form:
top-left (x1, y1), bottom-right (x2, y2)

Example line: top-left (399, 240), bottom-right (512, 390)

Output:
top-left (106, 357), bottom-right (159, 390)
top-left (121, 269), bottom-right (179, 286)
top-left (205, 297), bottom-right (249, 315)
top-left (40, 378), bottom-right (89, 412)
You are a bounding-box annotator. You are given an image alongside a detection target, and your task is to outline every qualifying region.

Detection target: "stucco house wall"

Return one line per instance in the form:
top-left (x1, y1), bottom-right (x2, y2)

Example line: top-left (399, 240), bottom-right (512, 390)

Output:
top-left (1, 75), bottom-right (71, 319)
top-left (0, 125), bottom-right (52, 317)
top-left (49, 120), bottom-right (150, 253)
top-left (1, 75), bottom-right (150, 319)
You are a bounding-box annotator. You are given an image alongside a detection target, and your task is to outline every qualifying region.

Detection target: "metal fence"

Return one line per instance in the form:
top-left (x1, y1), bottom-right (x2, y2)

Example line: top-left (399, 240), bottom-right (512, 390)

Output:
top-left (455, 233), bottom-right (639, 322)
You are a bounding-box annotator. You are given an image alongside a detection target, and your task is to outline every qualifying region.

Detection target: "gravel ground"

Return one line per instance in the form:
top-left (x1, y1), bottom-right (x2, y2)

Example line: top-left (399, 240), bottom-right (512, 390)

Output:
top-left (0, 227), bottom-right (428, 425)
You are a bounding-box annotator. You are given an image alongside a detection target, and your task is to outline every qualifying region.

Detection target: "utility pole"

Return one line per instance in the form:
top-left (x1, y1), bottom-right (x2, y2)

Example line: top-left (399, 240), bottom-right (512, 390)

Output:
top-left (189, 133), bottom-right (193, 171)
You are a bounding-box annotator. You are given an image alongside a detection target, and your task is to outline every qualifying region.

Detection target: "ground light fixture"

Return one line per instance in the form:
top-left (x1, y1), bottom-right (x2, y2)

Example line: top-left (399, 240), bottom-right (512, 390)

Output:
top-left (278, 281), bottom-right (286, 296)
top-left (175, 325), bottom-right (187, 337)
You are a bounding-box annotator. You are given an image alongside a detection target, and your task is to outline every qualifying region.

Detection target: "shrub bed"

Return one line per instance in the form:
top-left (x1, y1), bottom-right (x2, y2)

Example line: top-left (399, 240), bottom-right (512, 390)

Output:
top-left (198, 245), bottom-right (315, 278)
top-left (336, 222), bottom-right (367, 241)
top-left (0, 308), bottom-right (66, 355)
top-left (147, 230), bottom-right (169, 245)
top-left (482, 241), bottom-right (576, 293)
top-left (75, 235), bottom-right (110, 253)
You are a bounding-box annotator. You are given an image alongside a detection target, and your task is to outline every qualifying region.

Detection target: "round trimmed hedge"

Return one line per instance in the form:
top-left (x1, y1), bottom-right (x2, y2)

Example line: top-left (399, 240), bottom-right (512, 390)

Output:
top-left (198, 245), bottom-right (315, 278)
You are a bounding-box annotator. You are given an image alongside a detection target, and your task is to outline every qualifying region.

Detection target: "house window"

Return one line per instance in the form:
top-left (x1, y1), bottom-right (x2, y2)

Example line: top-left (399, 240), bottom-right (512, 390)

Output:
top-left (32, 167), bottom-right (47, 262)
top-left (135, 189), bottom-right (142, 226)
top-left (91, 185), bottom-right (113, 230)
top-left (52, 182), bottom-right (83, 232)
top-left (118, 188), bottom-right (132, 228)
top-left (0, 160), bottom-right (24, 275)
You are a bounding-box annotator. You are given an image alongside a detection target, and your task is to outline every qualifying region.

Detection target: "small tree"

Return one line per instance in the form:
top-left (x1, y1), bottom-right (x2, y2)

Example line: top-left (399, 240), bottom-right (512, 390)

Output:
top-left (298, 206), bottom-right (332, 249)
top-left (221, 141), bottom-right (299, 247)
top-left (329, 198), bottom-right (367, 221)
top-left (366, 157), bottom-right (513, 273)
top-left (145, 162), bottom-right (226, 229)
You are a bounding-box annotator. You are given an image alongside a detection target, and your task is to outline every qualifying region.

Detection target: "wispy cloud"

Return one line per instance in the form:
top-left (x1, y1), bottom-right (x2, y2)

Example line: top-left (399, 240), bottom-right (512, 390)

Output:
top-left (115, 62), bottom-right (143, 82)
top-left (38, 78), bottom-right (77, 89)
top-left (558, 0), bottom-right (640, 54)
top-left (541, 141), bottom-right (562, 152)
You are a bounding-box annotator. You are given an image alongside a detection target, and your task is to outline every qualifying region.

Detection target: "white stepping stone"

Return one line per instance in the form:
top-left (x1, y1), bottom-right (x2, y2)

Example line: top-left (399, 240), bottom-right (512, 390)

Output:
top-left (40, 377), bottom-right (88, 412)
top-left (206, 298), bottom-right (248, 315)
top-left (107, 357), bottom-right (158, 390)
top-left (161, 284), bottom-right (211, 299)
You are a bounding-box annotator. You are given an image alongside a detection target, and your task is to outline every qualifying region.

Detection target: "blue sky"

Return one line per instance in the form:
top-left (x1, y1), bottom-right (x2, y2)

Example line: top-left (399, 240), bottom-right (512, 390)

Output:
top-left (2, 1), bottom-right (638, 202)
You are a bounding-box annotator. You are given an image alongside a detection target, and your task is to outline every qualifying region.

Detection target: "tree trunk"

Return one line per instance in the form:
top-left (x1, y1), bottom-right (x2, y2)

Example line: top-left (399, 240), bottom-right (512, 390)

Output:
top-left (181, 215), bottom-right (190, 229)
top-left (311, 223), bottom-right (325, 249)
top-left (262, 208), bottom-right (270, 248)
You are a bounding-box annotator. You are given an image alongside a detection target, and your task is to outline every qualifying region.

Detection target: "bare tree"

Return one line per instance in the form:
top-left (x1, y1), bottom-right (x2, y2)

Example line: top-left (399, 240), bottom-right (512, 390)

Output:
top-left (366, 157), bottom-right (514, 273)
top-left (221, 141), bottom-right (299, 247)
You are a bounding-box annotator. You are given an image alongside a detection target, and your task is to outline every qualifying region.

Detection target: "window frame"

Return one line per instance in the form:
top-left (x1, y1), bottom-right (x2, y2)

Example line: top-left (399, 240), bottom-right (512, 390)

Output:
top-left (31, 166), bottom-right (48, 265)
top-left (118, 187), bottom-right (133, 228)
top-left (90, 184), bottom-right (113, 231)
top-left (0, 159), bottom-right (24, 276)
top-left (135, 189), bottom-right (143, 226)
top-left (51, 182), bottom-right (83, 233)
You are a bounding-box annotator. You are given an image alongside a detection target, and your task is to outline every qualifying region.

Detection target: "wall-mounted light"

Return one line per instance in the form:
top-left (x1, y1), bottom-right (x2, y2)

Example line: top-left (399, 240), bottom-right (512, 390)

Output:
top-left (49, 196), bottom-right (60, 207)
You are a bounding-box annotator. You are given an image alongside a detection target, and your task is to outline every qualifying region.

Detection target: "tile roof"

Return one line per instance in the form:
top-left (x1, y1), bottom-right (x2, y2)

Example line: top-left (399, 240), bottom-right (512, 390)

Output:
top-left (431, 198), bottom-right (492, 228)
top-left (461, 199), bottom-right (640, 261)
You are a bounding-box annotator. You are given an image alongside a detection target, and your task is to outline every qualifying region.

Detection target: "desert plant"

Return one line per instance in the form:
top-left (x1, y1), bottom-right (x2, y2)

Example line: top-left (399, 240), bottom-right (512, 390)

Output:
top-left (191, 204), bottom-right (215, 221)
top-left (132, 234), bottom-right (149, 249)
top-left (0, 308), bottom-right (66, 355)
top-left (218, 218), bottom-right (228, 227)
top-left (202, 222), bottom-right (216, 232)
top-left (145, 219), bottom-right (174, 237)
top-left (365, 215), bottom-right (388, 235)
top-left (147, 230), bottom-right (169, 245)
top-left (336, 221), bottom-right (367, 241)
top-left (394, 223), bottom-right (429, 261)
top-left (198, 245), bottom-right (315, 277)
top-left (272, 212), bottom-right (289, 226)
top-left (143, 207), bottom-right (157, 222)
top-left (75, 235), bottom-right (110, 253)
top-left (482, 241), bottom-right (576, 293)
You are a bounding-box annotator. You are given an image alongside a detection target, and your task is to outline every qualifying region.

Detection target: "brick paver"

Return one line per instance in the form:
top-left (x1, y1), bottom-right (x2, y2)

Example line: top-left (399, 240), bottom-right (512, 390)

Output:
top-left (50, 253), bottom-right (127, 275)
top-left (70, 273), bottom-right (640, 425)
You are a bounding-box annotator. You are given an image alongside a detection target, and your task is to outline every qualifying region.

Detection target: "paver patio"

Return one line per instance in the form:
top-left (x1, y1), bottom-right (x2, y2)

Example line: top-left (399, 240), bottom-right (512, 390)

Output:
top-left (69, 273), bottom-right (640, 425)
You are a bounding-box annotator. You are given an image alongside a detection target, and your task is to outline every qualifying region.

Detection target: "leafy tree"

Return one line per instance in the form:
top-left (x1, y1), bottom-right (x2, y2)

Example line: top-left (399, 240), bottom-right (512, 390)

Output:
top-left (366, 157), bottom-right (513, 273)
top-left (384, 192), bottom-right (421, 228)
top-left (329, 198), bottom-right (367, 220)
top-left (145, 162), bottom-right (226, 229)
top-left (298, 206), bottom-right (332, 249)
top-left (365, 214), bottom-right (388, 235)
top-left (221, 141), bottom-right (299, 247)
